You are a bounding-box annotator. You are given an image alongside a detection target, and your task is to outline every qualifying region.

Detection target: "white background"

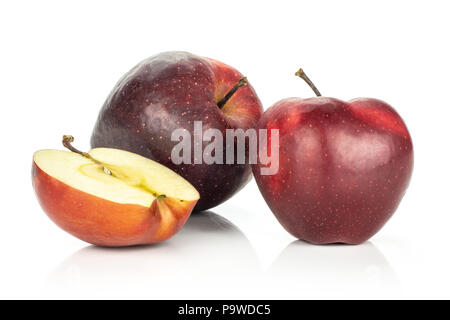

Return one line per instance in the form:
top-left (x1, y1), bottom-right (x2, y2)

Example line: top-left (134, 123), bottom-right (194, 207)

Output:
top-left (0, 0), bottom-right (449, 299)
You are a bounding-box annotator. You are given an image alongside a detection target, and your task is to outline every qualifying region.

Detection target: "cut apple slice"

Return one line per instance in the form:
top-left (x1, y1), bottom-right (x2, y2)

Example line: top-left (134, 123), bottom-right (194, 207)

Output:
top-left (32, 145), bottom-right (199, 247)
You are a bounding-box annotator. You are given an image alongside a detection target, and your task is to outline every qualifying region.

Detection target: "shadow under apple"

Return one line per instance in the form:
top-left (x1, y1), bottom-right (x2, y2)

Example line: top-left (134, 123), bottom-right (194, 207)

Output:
top-left (46, 211), bottom-right (260, 298)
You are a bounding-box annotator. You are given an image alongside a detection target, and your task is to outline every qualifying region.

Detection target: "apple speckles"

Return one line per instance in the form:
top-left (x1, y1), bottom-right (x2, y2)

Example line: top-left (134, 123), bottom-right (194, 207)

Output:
top-left (349, 98), bottom-right (411, 138)
top-left (91, 52), bottom-right (262, 211)
top-left (253, 95), bottom-right (413, 244)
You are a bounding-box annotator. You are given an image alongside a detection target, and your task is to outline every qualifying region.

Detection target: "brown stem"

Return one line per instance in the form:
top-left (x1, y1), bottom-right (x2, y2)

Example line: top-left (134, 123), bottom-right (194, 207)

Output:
top-left (62, 135), bottom-right (112, 175)
top-left (295, 68), bottom-right (321, 97)
top-left (217, 77), bottom-right (248, 109)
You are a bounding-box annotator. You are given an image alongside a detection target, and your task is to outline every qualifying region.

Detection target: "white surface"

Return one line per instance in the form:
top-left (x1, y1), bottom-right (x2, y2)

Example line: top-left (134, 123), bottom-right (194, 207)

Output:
top-left (1, 0), bottom-right (449, 299)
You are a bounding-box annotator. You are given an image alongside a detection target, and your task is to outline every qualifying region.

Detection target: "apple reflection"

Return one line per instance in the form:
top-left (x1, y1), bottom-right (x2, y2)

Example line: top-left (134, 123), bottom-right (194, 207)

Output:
top-left (47, 211), bottom-right (260, 299)
top-left (268, 240), bottom-right (399, 298)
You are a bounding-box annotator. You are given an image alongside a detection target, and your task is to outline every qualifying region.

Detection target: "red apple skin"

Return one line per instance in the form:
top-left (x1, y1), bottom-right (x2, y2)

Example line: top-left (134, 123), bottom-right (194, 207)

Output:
top-left (252, 97), bottom-right (413, 244)
top-left (32, 161), bottom-right (197, 247)
top-left (91, 52), bottom-right (263, 212)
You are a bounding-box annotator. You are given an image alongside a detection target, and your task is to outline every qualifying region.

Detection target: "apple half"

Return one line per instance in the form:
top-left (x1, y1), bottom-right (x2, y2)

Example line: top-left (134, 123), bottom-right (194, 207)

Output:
top-left (32, 146), bottom-right (199, 247)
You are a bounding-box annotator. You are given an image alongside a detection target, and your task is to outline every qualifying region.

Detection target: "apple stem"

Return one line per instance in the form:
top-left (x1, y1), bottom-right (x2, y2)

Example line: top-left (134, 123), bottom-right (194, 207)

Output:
top-left (295, 68), bottom-right (321, 97)
top-left (62, 135), bottom-right (112, 175)
top-left (217, 77), bottom-right (248, 109)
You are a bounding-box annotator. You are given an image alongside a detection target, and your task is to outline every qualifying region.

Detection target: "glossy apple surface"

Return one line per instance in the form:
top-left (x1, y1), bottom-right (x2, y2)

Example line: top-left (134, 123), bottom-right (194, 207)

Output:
top-left (253, 97), bottom-right (413, 244)
top-left (91, 51), bottom-right (263, 211)
top-left (32, 148), bottom-right (199, 247)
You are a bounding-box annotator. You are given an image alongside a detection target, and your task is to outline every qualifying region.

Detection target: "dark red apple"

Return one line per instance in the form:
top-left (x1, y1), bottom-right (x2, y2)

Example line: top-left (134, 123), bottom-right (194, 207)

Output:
top-left (91, 51), bottom-right (263, 211)
top-left (253, 69), bottom-right (413, 244)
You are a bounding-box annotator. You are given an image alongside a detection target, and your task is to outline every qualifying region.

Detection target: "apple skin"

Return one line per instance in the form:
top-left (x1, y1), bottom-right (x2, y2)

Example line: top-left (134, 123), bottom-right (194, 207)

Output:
top-left (91, 51), bottom-right (263, 211)
top-left (32, 162), bottom-right (197, 247)
top-left (252, 97), bottom-right (413, 244)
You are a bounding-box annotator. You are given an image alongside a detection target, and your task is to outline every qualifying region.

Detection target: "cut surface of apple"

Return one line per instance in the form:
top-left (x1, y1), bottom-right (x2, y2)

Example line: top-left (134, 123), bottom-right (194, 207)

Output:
top-left (32, 147), bottom-right (199, 247)
top-left (34, 148), bottom-right (199, 206)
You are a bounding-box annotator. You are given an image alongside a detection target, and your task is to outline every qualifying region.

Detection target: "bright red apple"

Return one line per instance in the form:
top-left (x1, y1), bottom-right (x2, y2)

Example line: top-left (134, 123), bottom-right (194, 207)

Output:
top-left (32, 136), bottom-right (199, 247)
top-left (253, 69), bottom-right (413, 244)
top-left (91, 51), bottom-right (263, 211)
